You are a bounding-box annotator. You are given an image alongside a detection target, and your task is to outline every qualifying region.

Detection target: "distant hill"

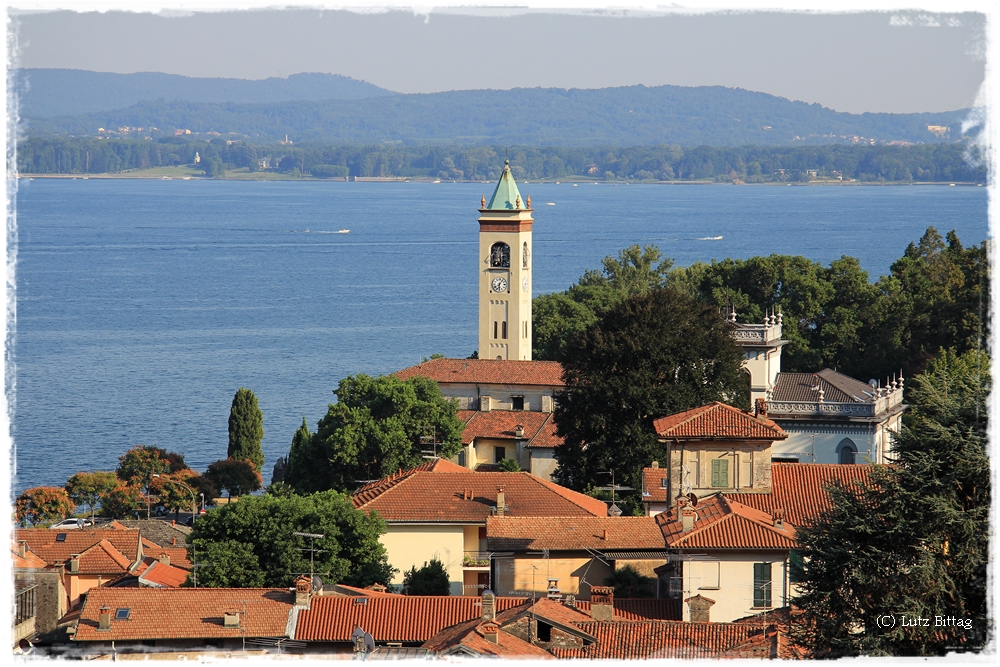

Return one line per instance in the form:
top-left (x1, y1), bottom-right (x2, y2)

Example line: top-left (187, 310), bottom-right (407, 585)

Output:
top-left (13, 68), bottom-right (396, 118)
top-left (21, 79), bottom-right (969, 147)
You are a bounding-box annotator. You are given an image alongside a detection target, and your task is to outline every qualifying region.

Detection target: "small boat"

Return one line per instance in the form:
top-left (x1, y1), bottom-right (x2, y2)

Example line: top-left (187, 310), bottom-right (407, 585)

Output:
top-left (573, 184), bottom-right (578, 187)
top-left (304, 229), bottom-right (309, 233)
top-left (546, 203), bottom-right (555, 206)
top-left (699, 235), bottom-right (723, 240)
top-left (337, 229), bottom-right (350, 234)
top-left (432, 180), bottom-right (441, 184)
top-left (183, 177), bottom-right (191, 180)
top-left (949, 183), bottom-right (956, 187)
top-left (161, 177), bottom-right (172, 180)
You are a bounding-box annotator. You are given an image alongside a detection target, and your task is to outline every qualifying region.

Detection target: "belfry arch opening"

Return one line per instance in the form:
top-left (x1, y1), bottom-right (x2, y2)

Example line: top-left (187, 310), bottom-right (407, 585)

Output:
top-left (490, 242), bottom-right (510, 268)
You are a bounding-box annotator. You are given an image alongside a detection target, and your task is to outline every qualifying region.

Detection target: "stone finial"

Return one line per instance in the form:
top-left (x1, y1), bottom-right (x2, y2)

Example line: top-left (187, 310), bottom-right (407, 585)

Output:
top-left (776, 308), bottom-right (783, 326)
top-left (728, 305), bottom-right (737, 323)
top-left (515, 195), bottom-right (521, 209)
top-left (526, 194), bottom-right (531, 208)
top-left (481, 194), bottom-right (486, 208)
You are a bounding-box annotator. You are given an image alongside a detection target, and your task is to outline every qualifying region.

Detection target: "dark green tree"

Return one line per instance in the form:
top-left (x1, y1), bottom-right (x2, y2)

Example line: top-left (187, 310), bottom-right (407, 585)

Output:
top-left (605, 564), bottom-right (656, 598)
top-left (554, 288), bottom-right (747, 493)
top-left (792, 348), bottom-right (990, 657)
top-left (205, 458), bottom-right (263, 498)
top-left (228, 387), bottom-right (265, 473)
top-left (284, 374), bottom-right (463, 494)
top-left (402, 558), bottom-right (450, 595)
top-left (189, 490), bottom-right (394, 588)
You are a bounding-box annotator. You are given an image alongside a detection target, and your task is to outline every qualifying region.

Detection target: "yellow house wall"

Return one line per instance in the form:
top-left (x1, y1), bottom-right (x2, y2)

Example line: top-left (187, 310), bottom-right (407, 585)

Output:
top-left (669, 441), bottom-right (773, 497)
top-left (380, 524), bottom-right (467, 596)
top-left (679, 551), bottom-right (790, 623)
top-left (494, 555), bottom-right (612, 601)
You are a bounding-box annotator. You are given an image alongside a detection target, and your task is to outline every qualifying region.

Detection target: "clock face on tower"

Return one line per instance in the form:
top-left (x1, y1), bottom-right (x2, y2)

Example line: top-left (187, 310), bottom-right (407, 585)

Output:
top-left (491, 277), bottom-right (508, 293)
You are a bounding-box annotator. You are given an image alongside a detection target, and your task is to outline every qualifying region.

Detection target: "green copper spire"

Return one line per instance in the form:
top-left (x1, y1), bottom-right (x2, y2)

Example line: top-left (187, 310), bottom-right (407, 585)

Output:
top-left (486, 159), bottom-right (524, 210)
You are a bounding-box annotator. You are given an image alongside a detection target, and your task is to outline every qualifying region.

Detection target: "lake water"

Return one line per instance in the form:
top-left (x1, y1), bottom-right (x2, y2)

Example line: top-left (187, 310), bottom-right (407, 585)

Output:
top-left (10, 179), bottom-right (989, 492)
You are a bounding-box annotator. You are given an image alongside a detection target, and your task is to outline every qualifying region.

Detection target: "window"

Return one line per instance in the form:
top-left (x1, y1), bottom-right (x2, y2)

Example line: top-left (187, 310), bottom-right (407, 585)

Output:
top-left (536, 621), bottom-right (552, 642)
top-left (522, 242), bottom-right (530, 268)
top-left (490, 242), bottom-right (510, 268)
top-left (753, 563), bottom-right (772, 608)
top-left (511, 396), bottom-right (524, 411)
top-left (789, 550), bottom-right (805, 584)
top-left (493, 321), bottom-right (498, 339)
top-left (691, 560), bottom-right (720, 589)
top-left (494, 446), bottom-right (506, 463)
top-left (502, 321), bottom-right (507, 339)
top-left (55, 533), bottom-right (67, 542)
top-left (711, 459), bottom-right (729, 488)
top-left (837, 438), bottom-right (857, 465)
top-left (115, 608), bottom-right (131, 621)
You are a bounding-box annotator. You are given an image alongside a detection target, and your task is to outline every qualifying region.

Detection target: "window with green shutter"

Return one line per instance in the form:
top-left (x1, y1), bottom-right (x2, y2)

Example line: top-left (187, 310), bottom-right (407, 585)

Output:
top-left (711, 459), bottom-right (729, 487)
top-left (753, 562), bottom-right (772, 608)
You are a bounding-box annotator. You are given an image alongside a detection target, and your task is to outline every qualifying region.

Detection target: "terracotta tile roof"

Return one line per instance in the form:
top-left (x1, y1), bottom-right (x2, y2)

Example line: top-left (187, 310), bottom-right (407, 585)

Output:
top-left (12, 544), bottom-right (49, 569)
top-left (294, 595), bottom-right (526, 642)
top-left (573, 599), bottom-right (681, 621)
top-left (331, 584), bottom-right (403, 597)
top-left (73, 587), bottom-right (294, 641)
top-left (136, 560), bottom-right (190, 588)
top-left (653, 402), bottom-right (786, 440)
top-left (772, 368), bottom-right (878, 403)
top-left (353, 464), bottom-right (607, 522)
top-left (487, 516), bottom-right (665, 551)
top-left (422, 605), bottom-right (554, 659)
top-left (551, 620), bottom-right (776, 659)
top-left (459, 410), bottom-right (558, 447)
top-left (139, 537), bottom-right (191, 570)
top-left (116, 519), bottom-right (190, 547)
top-left (395, 358), bottom-right (565, 387)
top-left (77, 539), bottom-right (134, 574)
top-left (522, 597), bottom-right (594, 627)
top-left (642, 466), bottom-right (670, 503)
top-left (657, 495), bottom-right (798, 550)
top-left (16, 528), bottom-right (141, 570)
top-left (725, 462), bottom-right (876, 526)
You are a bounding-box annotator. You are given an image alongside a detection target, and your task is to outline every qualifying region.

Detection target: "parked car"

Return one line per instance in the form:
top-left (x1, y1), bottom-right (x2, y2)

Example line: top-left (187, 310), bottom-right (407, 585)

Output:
top-left (152, 505), bottom-right (168, 517)
top-left (50, 518), bottom-right (92, 530)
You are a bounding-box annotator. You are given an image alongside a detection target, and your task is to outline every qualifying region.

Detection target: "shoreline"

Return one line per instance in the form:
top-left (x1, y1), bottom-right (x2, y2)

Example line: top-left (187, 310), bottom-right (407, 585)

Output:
top-left (15, 173), bottom-right (983, 187)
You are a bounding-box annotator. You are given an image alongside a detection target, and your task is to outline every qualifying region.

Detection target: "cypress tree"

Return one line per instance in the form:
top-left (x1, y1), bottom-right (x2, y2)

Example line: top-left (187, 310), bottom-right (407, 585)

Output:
top-left (228, 388), bottom-right (265, 473)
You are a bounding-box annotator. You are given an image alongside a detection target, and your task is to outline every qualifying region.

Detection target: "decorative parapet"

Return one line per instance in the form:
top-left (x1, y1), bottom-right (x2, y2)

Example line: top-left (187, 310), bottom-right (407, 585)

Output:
top-left (768, 385), bottom-right (904, 418)
top-left (729, 308), bottom-right (783, 346)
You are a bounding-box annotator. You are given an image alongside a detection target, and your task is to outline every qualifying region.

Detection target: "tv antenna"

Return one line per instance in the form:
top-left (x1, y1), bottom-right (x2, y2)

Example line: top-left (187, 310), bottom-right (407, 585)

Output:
top-left (293, 532), bottom-right (326, 580)
top-left (596, 470), bottom-right (633, 516)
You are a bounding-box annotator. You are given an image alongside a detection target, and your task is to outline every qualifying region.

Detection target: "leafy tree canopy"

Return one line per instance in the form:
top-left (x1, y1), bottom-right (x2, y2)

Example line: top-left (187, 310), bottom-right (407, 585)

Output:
top-left (189, 490), bottom-right (394, 589)
top-left (116, 445), bottom-right (179, 490)
top-left (205, 459), bottom-right (262, 498)
top-left (284, 374), bottom-right (463, 494)
top-left (553, 287), bottom-right (748, 493)
top-left (228, 388), bottom-right (265, 473)
top-left (792, 348), bottom-right (990, 657)
top-left (16, 486), bottom-right (74, 526)
top-left (402, 558), bottom-right (450, 595)
top-left (65, 471), bottom-right (119, 521)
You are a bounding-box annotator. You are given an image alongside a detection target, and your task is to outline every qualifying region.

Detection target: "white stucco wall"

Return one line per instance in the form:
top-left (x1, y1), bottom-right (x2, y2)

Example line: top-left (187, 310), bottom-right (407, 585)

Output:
top-left (678, 551), bottom-right (791, 623)
top-left (380, 524), bottom-right (467, 596)
top-left (771, 415), bottom-right (902, 464)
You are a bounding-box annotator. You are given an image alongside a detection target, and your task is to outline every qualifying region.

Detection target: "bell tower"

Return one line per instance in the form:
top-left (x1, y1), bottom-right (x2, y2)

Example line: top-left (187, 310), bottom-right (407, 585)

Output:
top-left (478, 160), bottom-right (533, 360)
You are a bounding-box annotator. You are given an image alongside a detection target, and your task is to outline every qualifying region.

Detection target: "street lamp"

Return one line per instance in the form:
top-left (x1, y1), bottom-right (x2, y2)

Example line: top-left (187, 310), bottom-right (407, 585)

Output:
top-left (151, 475), bottom-right (197, 521)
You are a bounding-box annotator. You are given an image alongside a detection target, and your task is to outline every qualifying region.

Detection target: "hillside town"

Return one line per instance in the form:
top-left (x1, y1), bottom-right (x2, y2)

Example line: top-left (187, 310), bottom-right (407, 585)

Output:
top-left (13, 161), bottom-right (988, 659)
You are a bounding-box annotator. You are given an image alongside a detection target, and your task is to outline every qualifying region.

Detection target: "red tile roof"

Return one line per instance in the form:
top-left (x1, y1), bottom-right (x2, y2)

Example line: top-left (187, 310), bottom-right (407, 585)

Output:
top-left (395, 358), bottom-right (565, 387)
top-left (12, 544), bottom-right (49, 569)
top-left (332, 584), bottom-right (403, 597)
top-left (725, 462), bottom-right (876, 526)
top-left (551, 620), bottom-right (776, 659)
top-left (573, 599), bottom-right (681, 621)
top-left (653, 402), bottom-right (786, 440)
top-left (73, 588), bottom-right (294, 641)
top-left (523, 597), bottom-right (595, 627)
top-left (459, 410), bottom-right (558, 446)
top-left (76, 539), bottom-right (134, 574)
top-left (137, 560), bottom-right (191, 588)
top-left (294, 595), bottom-right (526, 642)
top-left (353, 463), bottom-right (607, 522)
top-left (16, 529), bottom-right (141, 572)
top-left (139, 538), bottom-right (191, 570)
top-left (657, 495), bottom-right (798, 550)
top-left (642, 466), bottom-right (670, 503)
top-left (422, 610), bottom-right (554, 659)
top-left (486, 516), bottom-right (665, 551)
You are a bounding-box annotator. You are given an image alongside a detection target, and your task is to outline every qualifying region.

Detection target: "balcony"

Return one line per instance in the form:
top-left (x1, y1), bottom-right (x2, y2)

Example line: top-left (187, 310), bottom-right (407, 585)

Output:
top-left (463, 552), bottom-right (491, 569)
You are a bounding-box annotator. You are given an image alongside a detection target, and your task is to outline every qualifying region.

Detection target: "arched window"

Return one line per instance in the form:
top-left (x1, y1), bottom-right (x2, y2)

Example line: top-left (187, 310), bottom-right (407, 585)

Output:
top-left (837, 438), bottom-right (857, 465)
top-left (493, 321), bottom-right (498, 339)
top-left (522, 242), bottom-right (530, 268)
top-left (490, 242), bottom-right (510, 268)
top-left (502, 321), bottom-right (508, 339)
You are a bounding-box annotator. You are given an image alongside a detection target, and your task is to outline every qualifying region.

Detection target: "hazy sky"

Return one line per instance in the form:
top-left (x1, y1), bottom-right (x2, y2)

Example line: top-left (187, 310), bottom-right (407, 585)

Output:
top-left (8, 7), bottom-right (988, 114)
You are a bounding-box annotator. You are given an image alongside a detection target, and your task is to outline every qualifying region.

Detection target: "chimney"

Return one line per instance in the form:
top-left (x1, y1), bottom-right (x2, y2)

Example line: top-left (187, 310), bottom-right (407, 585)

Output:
top-left (18, 541), bottom-right (26, 559)
top-left (69, 554), bottom-right (80, 574)
top-left (681, 507), bottom-right (696, 533)
top-left (172, 538), bottom-right (177, 546)
top-left (481, 589), bottom-right (496, 622)
top-left (481, 621), bottom-right (500, 644)
top-left (601, 529), bottom-right (608, 541)
top-left (773, 508), bottom-right (785, 531)
top-left (223, 612), bottom-right (241, 628)
top-left (495, 487), bottom-right (505, 517)
top-left (755, 398), bottom-right (768, 421)
top-left (547, 578), bottom-right (561, 600)
top-left (686, 594), bottom-right (716, 623)
top-left (295, 574), bottom-right (313, 607)
top-left (158, 553), bottom-right (170, 567)
top-left (651, 460), bottom-right (659, 469)
top-left (98, 606), bottom-right (111, 631)
top-left (589, 586), bottom-right (614, 621)
top-left (564, 594), bottom-right (577, 609)
top-left (514, 424), bottom-right (524, 439)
